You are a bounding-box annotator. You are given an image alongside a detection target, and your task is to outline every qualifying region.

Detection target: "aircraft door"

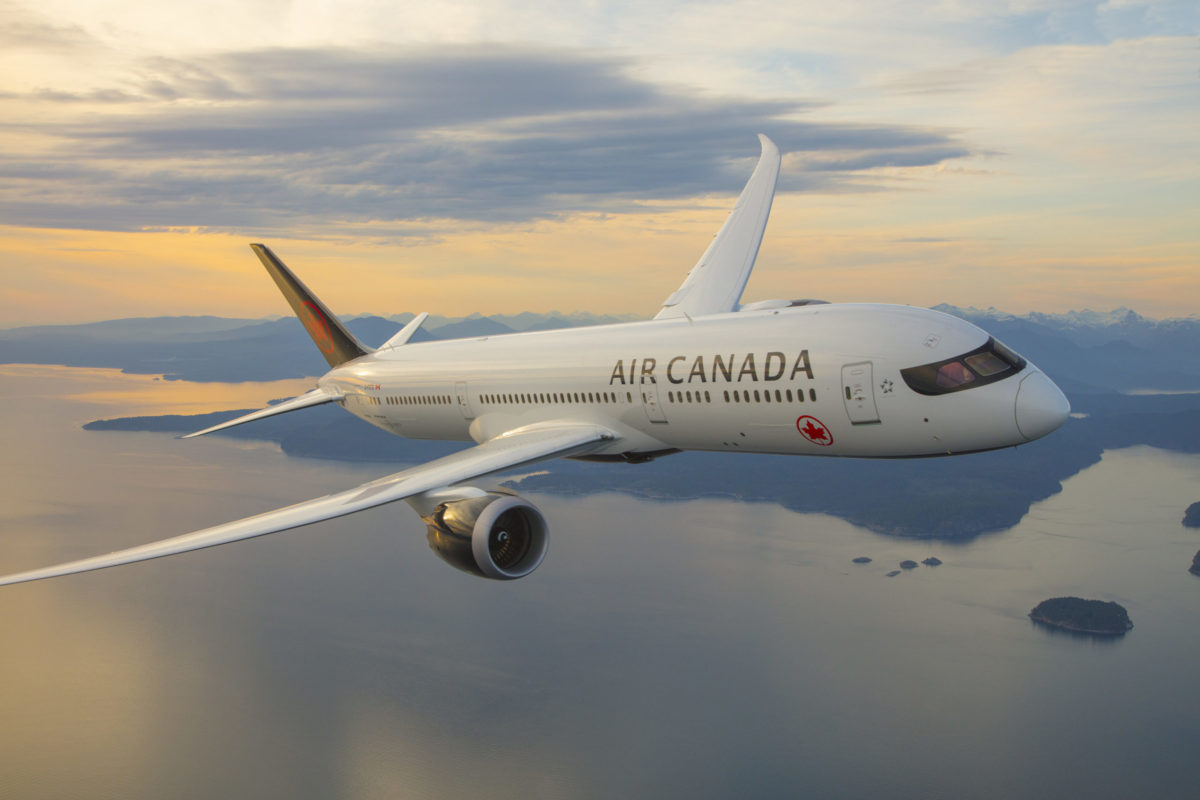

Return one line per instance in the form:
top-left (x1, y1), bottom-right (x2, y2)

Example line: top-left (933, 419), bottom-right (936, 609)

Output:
top-left (841, 362), bottom-right (880, 424)
top-left (455, 381), bottom-right (474, 420)
top-left (640, 381), bottom-right (668, 424)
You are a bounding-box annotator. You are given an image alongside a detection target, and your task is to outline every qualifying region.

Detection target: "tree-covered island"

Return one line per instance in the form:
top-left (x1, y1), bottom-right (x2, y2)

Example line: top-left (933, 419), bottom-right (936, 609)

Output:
top-left (1190, 551), bottom-right (1200, 578)
top-left (1029, 597), bottom-right (1133, 636)
top-left (1184, 502), bottom-right (1200, 529)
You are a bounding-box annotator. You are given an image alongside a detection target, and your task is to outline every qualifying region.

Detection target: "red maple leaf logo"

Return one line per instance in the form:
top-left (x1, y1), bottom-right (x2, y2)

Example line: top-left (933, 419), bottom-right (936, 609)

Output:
top-left (796, 416), bottom-right (833, 446)
top-left (300, 301), bottom-right (335, 355)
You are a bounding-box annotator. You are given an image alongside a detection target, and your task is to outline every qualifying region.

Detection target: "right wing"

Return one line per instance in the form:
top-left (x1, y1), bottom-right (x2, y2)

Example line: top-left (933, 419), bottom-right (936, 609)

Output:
top-left (0, 421), bottom-right (614, 587)
top-left (655, 134), bottom-right (781, 320)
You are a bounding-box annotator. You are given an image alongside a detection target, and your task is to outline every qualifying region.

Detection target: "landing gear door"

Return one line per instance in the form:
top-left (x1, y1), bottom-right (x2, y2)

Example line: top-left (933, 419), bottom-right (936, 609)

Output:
top-left (640, 382), bottom-right (668, 424)
top-left (842, 362), bottom-right (880, 425)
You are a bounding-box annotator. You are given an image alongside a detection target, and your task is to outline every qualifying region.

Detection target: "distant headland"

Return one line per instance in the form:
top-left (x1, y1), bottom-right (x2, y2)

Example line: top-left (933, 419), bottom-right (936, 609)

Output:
top-left (1183, 502), bottom-right (1200, 529)
top-left (1029, 597), bottom-right (1133, 636)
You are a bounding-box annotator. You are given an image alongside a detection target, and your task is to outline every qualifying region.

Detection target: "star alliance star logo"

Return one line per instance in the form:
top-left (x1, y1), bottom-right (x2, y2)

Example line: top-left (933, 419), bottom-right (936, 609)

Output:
top-left (880, 378), bottom-right (894, 394)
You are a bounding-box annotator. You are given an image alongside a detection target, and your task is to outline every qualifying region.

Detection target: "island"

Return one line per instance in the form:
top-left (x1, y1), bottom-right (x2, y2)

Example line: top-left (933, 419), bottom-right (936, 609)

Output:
top-left (1029, 597), bottom-right (1133, 636)
top-left (899, 560), bottom-right (919, 570)
top-left (1184, 502), bottom-right (1200, 529)
top-left (922, 557), bottom-right (942, 567)
top-left (1190, 551), bottom-right (1200, 578)
top-left (852, 557), bottom-right (872, 564)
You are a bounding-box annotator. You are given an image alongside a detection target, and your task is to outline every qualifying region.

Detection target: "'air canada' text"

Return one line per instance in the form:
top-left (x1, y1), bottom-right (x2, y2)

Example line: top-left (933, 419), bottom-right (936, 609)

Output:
top-left (609, 351), bottom-right (814, 385)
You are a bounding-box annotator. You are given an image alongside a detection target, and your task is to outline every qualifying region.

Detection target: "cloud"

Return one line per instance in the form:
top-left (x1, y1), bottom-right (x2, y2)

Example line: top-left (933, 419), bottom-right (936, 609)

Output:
top-left (0, 45), bottom-right (971, 234)
top-left (0, 6), bottom-right (94, 52)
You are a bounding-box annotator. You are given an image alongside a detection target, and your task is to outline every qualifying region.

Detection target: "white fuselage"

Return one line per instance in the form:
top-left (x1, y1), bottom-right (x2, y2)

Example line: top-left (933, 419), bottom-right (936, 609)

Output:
top-left (322, 303), bottom-right (1068, 460)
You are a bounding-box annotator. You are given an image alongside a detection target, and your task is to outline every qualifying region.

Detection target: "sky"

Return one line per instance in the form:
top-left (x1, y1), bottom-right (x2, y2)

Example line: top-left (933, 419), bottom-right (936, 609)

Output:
top-left (0, 0), bottom-right (1196, 326)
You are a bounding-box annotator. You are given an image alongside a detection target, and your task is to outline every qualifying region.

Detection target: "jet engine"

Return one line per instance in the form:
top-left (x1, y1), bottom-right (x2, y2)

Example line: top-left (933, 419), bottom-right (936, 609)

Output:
top-left (423, 489), bottom-right (549, 579)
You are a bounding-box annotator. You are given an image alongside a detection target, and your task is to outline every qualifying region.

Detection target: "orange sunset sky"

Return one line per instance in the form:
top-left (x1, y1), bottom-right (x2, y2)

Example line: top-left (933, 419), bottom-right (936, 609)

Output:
top-left (1, 1), bottom-right (1196, 326)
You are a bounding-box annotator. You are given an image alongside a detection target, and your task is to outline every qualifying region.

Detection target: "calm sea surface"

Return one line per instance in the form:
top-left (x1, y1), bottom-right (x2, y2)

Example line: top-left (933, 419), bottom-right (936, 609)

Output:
top-left (1, 365), bottom-right (1198, 799)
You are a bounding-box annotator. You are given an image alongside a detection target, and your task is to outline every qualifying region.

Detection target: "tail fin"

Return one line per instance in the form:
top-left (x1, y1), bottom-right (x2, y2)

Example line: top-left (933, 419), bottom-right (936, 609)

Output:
top-left (251, 243), bottom-right (373, 368)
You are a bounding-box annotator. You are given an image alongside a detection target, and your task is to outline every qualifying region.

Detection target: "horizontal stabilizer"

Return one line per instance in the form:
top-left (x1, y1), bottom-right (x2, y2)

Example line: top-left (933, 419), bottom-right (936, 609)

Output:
top-left (380, 312), bottom-right (430, 349)
top-left (181, 387), bottom-right (340, 439)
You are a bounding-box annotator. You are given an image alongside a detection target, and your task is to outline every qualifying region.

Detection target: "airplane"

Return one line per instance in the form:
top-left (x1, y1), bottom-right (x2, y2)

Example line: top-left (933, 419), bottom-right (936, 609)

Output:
top-left (0, 134), bottom-right (1069, 587)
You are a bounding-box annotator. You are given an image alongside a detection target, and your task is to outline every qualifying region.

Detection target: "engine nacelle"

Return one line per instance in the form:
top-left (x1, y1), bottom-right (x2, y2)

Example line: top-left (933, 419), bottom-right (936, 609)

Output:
top-left (423, 490), bottom-right (549, 580)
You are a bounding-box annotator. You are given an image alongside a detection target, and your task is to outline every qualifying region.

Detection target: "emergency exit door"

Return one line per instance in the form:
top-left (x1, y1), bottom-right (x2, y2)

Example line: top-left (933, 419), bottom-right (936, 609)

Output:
top-left (455, 381), bottom-right (474, 420)
top-left (841, 362), bottom-right (880, 424)
top-left (640, 382), bottom-right (668, 423)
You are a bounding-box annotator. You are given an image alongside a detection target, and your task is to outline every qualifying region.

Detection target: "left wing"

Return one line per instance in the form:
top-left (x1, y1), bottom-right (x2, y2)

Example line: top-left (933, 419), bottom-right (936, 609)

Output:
top-left (0, 422), bottom-right (614, 587)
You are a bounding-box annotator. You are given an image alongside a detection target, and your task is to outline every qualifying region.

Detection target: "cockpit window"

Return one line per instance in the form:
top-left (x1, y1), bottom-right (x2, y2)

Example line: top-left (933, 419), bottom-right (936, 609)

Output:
top-left (937, 361), bottom-right (976, 389)
top-left (901, 337), bottom-right (1026, 396)
top-left (964, 351), bottom-right (1008, 377)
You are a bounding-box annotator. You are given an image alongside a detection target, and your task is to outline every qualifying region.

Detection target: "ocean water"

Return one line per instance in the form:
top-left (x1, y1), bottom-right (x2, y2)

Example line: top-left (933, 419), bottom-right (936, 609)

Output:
top-left (0, 365), bottom-right (1198, 799)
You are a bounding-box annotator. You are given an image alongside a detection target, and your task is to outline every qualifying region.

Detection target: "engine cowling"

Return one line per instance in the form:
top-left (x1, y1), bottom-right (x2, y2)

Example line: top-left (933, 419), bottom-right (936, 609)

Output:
top-left (423, 490), bottom-right (549, 580)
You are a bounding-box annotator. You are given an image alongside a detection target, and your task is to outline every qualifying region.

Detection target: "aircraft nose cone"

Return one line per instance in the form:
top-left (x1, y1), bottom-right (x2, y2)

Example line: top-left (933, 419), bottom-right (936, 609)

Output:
top-left (1015, 370), bottom-right (1070, 441)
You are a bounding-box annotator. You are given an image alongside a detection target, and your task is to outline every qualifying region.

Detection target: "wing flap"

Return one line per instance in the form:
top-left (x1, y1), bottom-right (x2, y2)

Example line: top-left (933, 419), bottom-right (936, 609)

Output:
top-left (655, 134), bottom-right (781, 320)
top-left (0, 422), bottom-right (614, 587)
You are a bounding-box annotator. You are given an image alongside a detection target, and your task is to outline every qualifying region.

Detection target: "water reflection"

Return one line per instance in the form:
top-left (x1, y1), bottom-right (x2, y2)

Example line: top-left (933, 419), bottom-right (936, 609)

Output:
top-left (0, 363), bottom-right (316, 416)
top-left (1, 365), bottom-right (1199, 799)
top-left (1029, 619), bottom-right (1127, 645)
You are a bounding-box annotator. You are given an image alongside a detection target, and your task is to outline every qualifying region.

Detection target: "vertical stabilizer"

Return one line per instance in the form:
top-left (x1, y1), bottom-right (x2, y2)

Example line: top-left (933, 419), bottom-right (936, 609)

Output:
top-left (251, 243), bottom-right (372, 368)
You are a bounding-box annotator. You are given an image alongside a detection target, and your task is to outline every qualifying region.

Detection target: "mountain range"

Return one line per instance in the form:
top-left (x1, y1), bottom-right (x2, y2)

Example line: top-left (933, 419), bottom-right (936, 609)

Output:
top-left (4, 307), bottom-right (1198, 392)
